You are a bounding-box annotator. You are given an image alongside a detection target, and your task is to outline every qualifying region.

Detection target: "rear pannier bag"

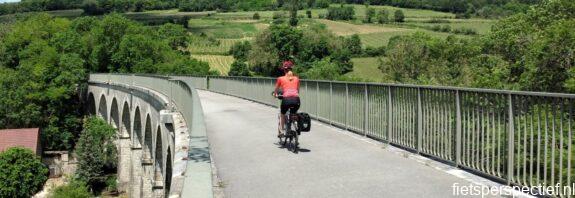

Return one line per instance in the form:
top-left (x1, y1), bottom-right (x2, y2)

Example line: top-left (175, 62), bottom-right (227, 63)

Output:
top-left (298, 113), bottom-right (311, 132)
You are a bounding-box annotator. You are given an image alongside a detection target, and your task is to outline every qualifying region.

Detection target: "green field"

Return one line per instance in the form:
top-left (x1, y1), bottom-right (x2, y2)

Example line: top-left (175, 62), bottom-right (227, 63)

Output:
top-left (346, 57), bottom-right (385, 82)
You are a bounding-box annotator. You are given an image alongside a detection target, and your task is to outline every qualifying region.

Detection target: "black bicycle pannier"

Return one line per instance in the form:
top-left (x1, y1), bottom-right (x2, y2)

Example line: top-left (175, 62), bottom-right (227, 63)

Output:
top-left (298, 113), bottom-right (311, 132)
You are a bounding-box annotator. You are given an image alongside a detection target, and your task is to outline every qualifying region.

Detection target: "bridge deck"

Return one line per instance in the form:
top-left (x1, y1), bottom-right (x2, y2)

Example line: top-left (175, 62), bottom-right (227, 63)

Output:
top-left (198, 90), bottom-right (491, 198)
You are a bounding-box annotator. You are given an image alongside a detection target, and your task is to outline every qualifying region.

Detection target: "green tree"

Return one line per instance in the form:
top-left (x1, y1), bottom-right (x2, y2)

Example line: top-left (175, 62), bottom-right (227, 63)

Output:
top-left (365, 7), bottom-right (376, 23)
top-left (229, 41), bottom-right (252, 61)
top-left (344, 34), bottom-right (363, 55)
top-left (253, 12), bottom-right (261, 20)
top-left (377, 9), bottom-right (389, 24)
top-left (394, 9), bottom-right (405, 22)
top-left (228, 60), bottom-right (251, 76)
top-left (301, 58), bottom-right (343, 80)
top-left (0, 147), bottom-right (49, 198)
top-left (75, 117), bottom-right (117, 191)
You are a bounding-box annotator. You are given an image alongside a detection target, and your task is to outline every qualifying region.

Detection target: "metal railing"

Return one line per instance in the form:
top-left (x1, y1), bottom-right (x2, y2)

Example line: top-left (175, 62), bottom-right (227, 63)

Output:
top-left (181, 75), bottom-right (575, 194)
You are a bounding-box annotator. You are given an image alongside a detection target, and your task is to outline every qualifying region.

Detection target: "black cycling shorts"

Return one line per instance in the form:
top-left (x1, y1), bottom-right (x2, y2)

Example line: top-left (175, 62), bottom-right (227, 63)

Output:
top-left (281, 97), bottom-right (300, 114)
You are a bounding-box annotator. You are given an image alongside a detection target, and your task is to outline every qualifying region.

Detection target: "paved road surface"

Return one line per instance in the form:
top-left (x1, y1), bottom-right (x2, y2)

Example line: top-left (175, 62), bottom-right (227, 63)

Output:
top-left (198, 90), bottom-right (492, 198)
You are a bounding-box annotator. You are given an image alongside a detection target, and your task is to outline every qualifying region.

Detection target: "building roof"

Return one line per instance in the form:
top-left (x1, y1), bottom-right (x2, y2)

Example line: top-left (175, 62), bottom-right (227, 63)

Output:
top-left (0, 128), bottom-right (40, 154)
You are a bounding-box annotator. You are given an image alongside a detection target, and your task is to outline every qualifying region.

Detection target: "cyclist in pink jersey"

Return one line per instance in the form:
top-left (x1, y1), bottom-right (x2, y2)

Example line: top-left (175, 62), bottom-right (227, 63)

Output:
top-left (273, 60), bottom-right (300, 137)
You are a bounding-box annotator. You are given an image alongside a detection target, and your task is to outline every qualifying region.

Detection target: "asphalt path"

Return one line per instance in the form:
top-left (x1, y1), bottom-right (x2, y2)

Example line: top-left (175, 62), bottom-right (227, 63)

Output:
top-left (198, 90), bottom-right (494, 198)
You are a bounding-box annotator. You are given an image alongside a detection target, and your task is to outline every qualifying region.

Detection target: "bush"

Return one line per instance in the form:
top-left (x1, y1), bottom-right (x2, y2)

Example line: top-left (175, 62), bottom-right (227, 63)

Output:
top-left (314, 0), bottom-right (330, 8)
top-left (431, 25), bottom-right (441, 31)
top-left (394, 10), bottom-right (405, 23)
top-left (364, 46), bottom-right (386, 57)
top-left (426, 18), bottom-right (450, 23)
top-left (50, 180), bottom-right (92, 198)
top-left (326, 5), bottom-right (355, 20)
top-left (377, 9), bottom-right (389, 24)
top-left (229, 41), bottom-right (252, 61)
top-left (318, 13), bottom-right (326, 19)
top-left (228, 61), bottom-right (251, 76)
top-left (440, 25), bottom-right (451, 32)
top-left (306, 10), bottom-right (312, 18)
top-left (0, 147), bottom-right (49, 198)
top-left (253, 12), bottom-right (260, 20)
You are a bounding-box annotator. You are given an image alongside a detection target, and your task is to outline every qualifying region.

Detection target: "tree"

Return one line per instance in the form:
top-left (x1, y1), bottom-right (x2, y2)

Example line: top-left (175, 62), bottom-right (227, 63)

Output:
top-left (0, 147), bottom-right (49, 198)
top-left (365, 7), bottom-right (375, 23)
top-left (75, 117), bottom-right (117, 191)
top-left (253, 12), bottom-right (261, 20)
top-left (288, 0), bottom-right (299, 26)
top-left (344, 34), bottom-right (363, 55)
top-left (302, 58), bottom-right (343, 80)
top-left (229, 41), bottom-right (252, 61)
top-left (306, 10), bottom-right (312, 18)
top-left (228, 60), bottom-right (251, 76)
top-left (377, 9), bottom-right (389, 23)
top-left (394, 9), bottom-right (405, 22)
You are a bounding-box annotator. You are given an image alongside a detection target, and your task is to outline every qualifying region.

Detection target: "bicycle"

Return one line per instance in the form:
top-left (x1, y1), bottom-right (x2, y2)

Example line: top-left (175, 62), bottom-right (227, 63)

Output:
top-left (272, 92), bottom-right (300, 153)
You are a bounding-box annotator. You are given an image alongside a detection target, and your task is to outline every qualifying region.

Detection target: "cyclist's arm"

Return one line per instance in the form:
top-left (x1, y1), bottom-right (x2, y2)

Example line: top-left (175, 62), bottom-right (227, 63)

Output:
top-left (274, 79), bottom-right (281, 96)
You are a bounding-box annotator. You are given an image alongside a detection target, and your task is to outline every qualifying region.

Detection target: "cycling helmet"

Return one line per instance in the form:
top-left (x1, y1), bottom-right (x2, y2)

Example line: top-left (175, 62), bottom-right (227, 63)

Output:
top-left (282, 60), bottom-right (294, 71)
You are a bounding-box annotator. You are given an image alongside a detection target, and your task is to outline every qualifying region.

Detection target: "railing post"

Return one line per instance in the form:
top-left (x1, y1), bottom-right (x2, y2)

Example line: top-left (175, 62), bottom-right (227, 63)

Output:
top-left (330, 81), bottom-right (333, 126)
top-left (388, 86), bottom-right (393, 143)
top-left (345, 83), bottom-right (349, 131)
top-left (455, 90), bottom-right (462, 167)
top-left (364, 83), bottom-right (368, 136)
top-left (417, 88), bottom-right (422, 153)
top-left (507, 94), bottom-right (515, 185)
top-left (316, 81), bottom-right (319, 120)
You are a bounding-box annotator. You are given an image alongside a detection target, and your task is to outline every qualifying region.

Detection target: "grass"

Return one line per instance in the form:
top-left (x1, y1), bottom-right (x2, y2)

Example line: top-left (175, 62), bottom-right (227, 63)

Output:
top-left (191, 55), bottom-right (234, 75)
top-left (350, 4), bottom-right (455, 19)
top-left (317, 19), bottom-right (409, 36)
top-left (346, 57), bottom-right (385, 82)
top-left (189, 37), bottom-right (251, 55)
top-left (187, 19), bottom-right (260, 38)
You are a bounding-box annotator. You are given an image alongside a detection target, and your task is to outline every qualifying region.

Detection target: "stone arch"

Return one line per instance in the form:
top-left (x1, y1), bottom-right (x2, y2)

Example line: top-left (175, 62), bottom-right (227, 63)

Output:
top-left (87, 92), bottom-right (96, 115)
top-left (121, 102), bottom-right (131, 138)
top-left (98, 94), bottom-right (107, 121)
top-left (110, 98), bottom-right (120, 129)
top-left (144, 114), bottom-right (153, 160)
top-left (154, 126), bottom-right (163, 187)
top-left (165, 147), bottom-right (172, 197)
top-left (133, 107), bottom-right (142, 148)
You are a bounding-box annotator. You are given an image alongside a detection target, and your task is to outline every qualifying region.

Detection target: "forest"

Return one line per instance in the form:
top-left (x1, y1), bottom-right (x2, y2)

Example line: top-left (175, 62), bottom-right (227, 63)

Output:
top-left (0, 13), bottom-right (213, 151)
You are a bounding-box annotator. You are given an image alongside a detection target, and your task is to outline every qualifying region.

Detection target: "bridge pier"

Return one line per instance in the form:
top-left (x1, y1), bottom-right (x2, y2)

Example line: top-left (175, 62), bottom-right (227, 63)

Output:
top-left (118, 136), bottom-right (132, 193)
top-left (131, 147), bottom-right (143, 198)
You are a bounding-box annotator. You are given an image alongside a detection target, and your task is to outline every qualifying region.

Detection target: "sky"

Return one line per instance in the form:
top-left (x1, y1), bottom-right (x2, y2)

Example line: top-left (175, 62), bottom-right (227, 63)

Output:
top-left (0, 0), bottom-right (20, 3)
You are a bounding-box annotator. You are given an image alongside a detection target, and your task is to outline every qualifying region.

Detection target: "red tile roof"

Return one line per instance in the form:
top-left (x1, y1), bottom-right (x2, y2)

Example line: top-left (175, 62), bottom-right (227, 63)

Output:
top-left (0, 128), bottom-right (41, 155)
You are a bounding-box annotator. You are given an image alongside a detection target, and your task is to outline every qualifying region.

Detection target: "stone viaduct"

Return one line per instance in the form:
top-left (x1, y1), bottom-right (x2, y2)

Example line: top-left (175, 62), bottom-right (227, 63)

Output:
top-left (87, 74), bottom-right (211, 198)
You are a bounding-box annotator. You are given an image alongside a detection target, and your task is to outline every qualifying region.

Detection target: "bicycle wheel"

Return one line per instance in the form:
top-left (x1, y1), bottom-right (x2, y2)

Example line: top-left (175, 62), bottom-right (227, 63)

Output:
top-left (292, 121), bottom-right (299, 153)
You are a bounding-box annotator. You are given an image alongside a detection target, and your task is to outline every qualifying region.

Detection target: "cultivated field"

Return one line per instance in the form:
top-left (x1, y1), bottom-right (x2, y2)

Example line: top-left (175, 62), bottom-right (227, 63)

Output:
top-left (191, 55), bottom-right (234, 75)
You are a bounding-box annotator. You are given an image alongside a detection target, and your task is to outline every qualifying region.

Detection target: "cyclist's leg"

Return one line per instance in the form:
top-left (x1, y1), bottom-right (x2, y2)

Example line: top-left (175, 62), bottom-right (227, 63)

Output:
top-left (279, 101), bottom-right (289, 136)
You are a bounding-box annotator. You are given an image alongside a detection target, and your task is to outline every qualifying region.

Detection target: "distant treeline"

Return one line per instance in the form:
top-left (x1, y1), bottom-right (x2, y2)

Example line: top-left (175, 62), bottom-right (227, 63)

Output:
top-left (336, 0), bottom-right (541, 18)
top-left (0, 0), bottom-right (332, 16)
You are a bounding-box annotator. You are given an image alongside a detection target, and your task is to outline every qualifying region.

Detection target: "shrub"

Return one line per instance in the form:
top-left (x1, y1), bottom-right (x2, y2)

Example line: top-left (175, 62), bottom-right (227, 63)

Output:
top-left (440, 25), bottom-right (451, 32)
top-left (364, 46), bottom-right (386, 57)
top-left (377, 9), bottom-right (389, 24)
top-left (306, 10), bottom-right (312, 18)
top-left (394, 10), bottom-right (405, 23)
top-left (50, 180), bottom-right (92, 198)
top-left (326, 5), bottom-right (355, 20)
top-left (0, 147), bottom-right (49, 198)
top-left (426, 18), bottom-right (450, 23)
top-left (431, 25), bottom-right (441, 31)
top-left (229, 41), bottom-right (252, 61)
top-left (253, 12), bottom-right (260, 20)
top-left (314, 0), bottom-right (330, 8)
top-left (228, 61), bottom-right (251, 76)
